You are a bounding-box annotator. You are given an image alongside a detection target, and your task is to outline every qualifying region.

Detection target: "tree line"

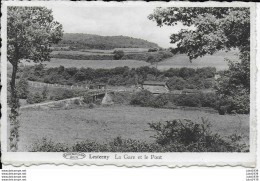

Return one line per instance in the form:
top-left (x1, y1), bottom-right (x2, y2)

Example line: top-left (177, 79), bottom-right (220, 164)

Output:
top-left (52, 33), bottom-right (160, 50)
top-left (19, 65), bottom-right (217, 90)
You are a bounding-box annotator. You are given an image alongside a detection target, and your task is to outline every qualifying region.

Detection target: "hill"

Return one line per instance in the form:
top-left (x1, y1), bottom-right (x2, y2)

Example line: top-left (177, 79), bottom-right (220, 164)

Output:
top-left (53, 33), bottom-right (160, 50)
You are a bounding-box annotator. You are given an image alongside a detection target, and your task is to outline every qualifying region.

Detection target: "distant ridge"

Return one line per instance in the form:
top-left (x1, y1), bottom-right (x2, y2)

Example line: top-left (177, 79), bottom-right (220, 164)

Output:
top-left (54, 33), bottom-right (161, 50)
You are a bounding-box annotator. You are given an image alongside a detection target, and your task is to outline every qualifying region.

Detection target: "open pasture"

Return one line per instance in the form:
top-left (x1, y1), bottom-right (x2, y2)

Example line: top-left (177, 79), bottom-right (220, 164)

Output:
top-left (16, 105), bottom-right (249, 151)
top-left (19, 50), bottom-right (238, 70)
top-left (51, 50), bottom-right (112, 55)
top-left (51, 48), bottom-right (149, 55)
top-left (20, 58), bottom-right (150, 69)
top-left (157, 51), bottom-right (239, 71)
top-left (82, 48), bottom-right (149, 54)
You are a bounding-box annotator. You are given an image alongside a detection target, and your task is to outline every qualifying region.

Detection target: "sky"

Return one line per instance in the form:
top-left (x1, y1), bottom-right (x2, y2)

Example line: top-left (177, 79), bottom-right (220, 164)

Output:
top-left (45, 4), bottom-right (186, 48)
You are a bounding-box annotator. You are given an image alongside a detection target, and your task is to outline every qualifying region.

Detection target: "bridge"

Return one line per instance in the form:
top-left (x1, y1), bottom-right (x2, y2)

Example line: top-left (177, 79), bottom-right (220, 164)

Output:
top-left (17, 88), bottom-right (129, 110)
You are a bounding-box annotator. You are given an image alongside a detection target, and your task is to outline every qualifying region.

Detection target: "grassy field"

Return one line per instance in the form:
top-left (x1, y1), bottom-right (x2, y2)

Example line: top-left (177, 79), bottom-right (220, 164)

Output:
top-left (19, 50), bottom-right (238, 70)
top-left (157, 51), bottom-right (239, 71)
top-left (20, 58), bottom-right (151, 69)
top-left (51, 50), bottom-right (113, 55)
top-left (56, 48), bottom-right (149, 54)
top-left (15, 105), bottom-right (249, 151)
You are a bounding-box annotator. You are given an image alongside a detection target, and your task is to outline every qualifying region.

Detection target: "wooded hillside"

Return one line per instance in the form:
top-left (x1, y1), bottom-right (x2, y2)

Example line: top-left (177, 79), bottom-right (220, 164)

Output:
top-left (53, 33), bottom-right (160, 50)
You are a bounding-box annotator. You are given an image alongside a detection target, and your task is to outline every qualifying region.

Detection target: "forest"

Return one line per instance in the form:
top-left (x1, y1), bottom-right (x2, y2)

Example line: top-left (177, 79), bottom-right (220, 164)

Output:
top-left (52, 33), bottom-right (160, 50)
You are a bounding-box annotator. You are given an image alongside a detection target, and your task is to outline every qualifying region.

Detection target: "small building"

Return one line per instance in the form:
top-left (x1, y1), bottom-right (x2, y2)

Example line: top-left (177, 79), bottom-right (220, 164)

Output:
top-left (142, 81), bottom-right (169, 95)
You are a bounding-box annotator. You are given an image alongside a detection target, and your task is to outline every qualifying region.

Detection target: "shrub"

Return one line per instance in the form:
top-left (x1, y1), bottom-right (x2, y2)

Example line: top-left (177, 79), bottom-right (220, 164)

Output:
top-left (175, 93), bottom-right (202, 107)
top-left (166, 76), bottom-right (186, 90)
top-left (50, 89), bottom-right (76, 101)
top-left (108, 137), bottom-right (162, 152)
top-left (130, 90), bottom-right (153, 107)
top-left (72, 140), bottom-right (108, 152)
top-left (29, 137), bottom-right (70, 152)
top-left (111, 92), bottom-right (132, 105)
top-left (82, 94), bottom-right (93, 104)
top-left (146, 55), bottom-right (157, 64)
top-left (26, 92), bottom-right (44, 104)
top-left (216, 94), bottom-right (249, 115)
top-left (148, 48), bottom-right (158, 52)
top-left (179, 67), bottom-right (196, 79)
top-left (196, 67), bottom-right (216, 78)
top-left (72, 137), bottom-right (162, 152)
top-left (41, 86), bottom-right (49, 100)
top-left (149, 118), bottom-right (247, 152)
top-left (16, 78), bottom-right (29, 99)
top-left (150, 94), bottom-right (169, 108)
top-left (74, 99), bottom-right (80, 105)
top-left (200, 93), bottom-right (217, 108)
top-left (113, 50), bottom-right (124, 60)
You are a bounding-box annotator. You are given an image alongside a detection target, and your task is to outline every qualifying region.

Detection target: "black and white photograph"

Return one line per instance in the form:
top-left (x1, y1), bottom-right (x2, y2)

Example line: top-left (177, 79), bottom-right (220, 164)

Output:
top-left (1, 1), bottom-right (257, 167)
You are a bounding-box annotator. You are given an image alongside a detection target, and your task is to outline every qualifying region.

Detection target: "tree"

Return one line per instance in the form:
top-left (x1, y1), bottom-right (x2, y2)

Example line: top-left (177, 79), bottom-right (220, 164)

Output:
top-left (7, 7), bottom-right (63, 151)
top-left (166, 76), bottom-right (186, 90)
top-left (147, 55), bottom-right (158, 65)
top-left (148, 7), bottom-right (250, 114)
top-left (41, 86), bottom-right (49, 100)
top-left (113, 50), bottom-right (124, 60)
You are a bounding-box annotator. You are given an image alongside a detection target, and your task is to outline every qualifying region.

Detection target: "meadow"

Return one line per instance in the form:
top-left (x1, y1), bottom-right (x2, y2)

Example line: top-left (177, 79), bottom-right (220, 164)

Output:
top-left (16, 105), bottom-right (249, 152)
top-left (58, 48), bottom-right (149, 54)
top-left (20, 58), bottom-right (151, 69)
top-left (19, 50), bottom-right (238, 70)
top-left (157, 51), bottom-right (239, 71)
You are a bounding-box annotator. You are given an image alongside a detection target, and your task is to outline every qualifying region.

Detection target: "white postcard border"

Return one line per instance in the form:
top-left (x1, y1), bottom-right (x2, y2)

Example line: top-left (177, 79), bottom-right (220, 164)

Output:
top-left (1, 1), bottom-right (257, 167)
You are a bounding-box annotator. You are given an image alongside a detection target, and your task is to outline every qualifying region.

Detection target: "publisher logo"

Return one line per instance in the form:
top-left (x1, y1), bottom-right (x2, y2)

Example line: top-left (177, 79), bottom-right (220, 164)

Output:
top-left (63, 153), bottom-right (86, 160)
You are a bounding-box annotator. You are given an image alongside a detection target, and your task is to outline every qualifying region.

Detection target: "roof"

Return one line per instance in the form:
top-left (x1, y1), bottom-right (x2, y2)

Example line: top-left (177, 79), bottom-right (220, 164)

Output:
top-left (142, 81), bottom-right (166, 86)
top-left (143, 85), bottom-right (169, 94)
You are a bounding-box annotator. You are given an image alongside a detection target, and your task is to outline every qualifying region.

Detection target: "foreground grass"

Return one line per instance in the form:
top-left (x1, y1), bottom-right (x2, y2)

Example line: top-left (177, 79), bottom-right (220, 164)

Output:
top-left (15, 105), bottom-right (249, 151)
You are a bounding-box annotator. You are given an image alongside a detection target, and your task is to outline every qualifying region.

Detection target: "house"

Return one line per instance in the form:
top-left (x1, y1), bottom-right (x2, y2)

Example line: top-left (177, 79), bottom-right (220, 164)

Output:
top-left (142, 81), bottom-right (169, 95)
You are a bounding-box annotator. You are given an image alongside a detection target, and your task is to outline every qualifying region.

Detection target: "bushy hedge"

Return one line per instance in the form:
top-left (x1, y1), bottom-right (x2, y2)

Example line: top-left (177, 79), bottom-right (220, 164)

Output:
top-left (50, 89), bottom-right (78, 101)
top-left (110, 92), bottom-right (132, 105)
top-left (130, 90), bottom-right (217, 109)
top-left (166, 76), bottom-right (186, 90)
top-left (29, 119), bottom-right (248, 152)
top-left (21, 65), bottom-right (216, 90)
top-left (16, 78), bottom-right (30, 99)
top-left (148, 119), bottom-right (247, 152)
top-left (130, 90), bottom-right (154, 107)
top-left (29, 137), bottom-right (70, 152)
top-left (216, 95), bottom-right (249, 115)
top-left (26, 92), bottom-right (44, 104)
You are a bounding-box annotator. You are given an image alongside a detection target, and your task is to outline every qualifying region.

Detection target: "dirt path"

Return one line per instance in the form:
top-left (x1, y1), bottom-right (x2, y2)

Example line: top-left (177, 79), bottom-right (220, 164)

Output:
top-left (16, 97), bottom-right (82, 110)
